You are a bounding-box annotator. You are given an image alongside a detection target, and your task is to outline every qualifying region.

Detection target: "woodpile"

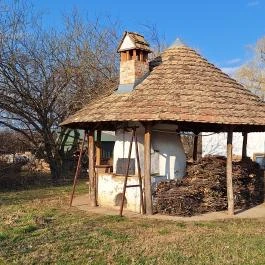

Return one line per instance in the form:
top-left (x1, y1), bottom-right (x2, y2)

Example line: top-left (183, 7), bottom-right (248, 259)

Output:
top-left (153, 156), bottom-right (265, 216)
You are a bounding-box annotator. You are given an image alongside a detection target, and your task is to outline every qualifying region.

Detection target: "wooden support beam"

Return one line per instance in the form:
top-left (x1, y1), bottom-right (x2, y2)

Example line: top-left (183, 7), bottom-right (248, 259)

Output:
top-left (242, 132), bottom-right (248, 159)
top-left (144, 123), bottom-right (153, 215)
top-left (135, 132), bottom-right (146, 214)
top-left (88, 130), bottom-right (97, 207)
top-left (96, 130), bottom-right (101, 165)
top-left (193, 134), bottom-right (199, 162)
top-left (95, 130), bottom-right (101, 205)
top-left (226, 130), bottom-right (234, 215)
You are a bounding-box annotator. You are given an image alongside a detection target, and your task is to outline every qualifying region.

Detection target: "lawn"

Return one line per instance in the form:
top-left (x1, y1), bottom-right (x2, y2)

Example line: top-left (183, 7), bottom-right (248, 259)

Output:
top-left (1, 181), bottom-right (265, 265)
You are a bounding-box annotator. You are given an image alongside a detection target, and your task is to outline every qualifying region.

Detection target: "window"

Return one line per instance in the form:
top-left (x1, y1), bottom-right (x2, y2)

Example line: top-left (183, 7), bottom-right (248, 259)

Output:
top-left (253, 153), bottom-right (265, 169)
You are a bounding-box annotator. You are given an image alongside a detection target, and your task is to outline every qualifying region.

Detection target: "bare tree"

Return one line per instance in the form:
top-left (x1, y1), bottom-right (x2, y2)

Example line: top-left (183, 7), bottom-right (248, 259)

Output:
top-left (140, 23), bottom-right (168, 59)
top-left (0, 1), bottom-right (120, 180)
top-left (62, 11), bottom-right (120, 113)
top-left (0, 129), bottom-right (32, 154)
top-left (236, 37), bottom-right (265, 99)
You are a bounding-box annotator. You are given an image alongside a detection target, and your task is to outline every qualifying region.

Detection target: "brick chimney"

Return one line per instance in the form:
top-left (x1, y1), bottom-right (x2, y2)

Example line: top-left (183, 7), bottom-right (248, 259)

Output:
top-left (116, 32), bottom-right (151, 93)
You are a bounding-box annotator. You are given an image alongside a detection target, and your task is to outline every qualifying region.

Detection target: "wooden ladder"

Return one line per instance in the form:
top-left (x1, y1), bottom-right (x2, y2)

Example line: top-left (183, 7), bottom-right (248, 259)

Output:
top-left (119, 128), bottom-right (146, 216)
top-left (70, 130), bottom-right (87, 207)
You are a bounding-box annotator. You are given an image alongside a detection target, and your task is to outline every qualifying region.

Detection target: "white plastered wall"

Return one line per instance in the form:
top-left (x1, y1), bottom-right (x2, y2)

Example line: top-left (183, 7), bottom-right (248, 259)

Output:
top-left (97, 174), bottom-right (141, 212)
top-left (113, 123), bottom-right (187, 179)
top-left (98, 123), bottom-right (187, 212)
top-left (119, 35), bottom-right (136, 51)
top-left (202, 132), bottom-right (265, 158)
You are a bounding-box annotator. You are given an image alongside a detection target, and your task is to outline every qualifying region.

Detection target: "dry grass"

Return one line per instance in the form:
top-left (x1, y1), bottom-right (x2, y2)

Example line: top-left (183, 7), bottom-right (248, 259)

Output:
top-left (1, 181), bottom-right (265, 265)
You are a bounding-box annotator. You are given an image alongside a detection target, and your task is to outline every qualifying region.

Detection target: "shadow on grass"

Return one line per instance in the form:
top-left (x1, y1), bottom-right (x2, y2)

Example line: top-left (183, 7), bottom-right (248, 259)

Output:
top-left (0, 172), bottom-right (88, 206)
top-left (0, 171), bottom-right (75, 191)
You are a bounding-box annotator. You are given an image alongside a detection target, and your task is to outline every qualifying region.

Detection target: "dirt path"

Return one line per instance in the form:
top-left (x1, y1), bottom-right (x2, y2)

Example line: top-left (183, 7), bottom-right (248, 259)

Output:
top-left (72, 194), bottom-right (265, 222)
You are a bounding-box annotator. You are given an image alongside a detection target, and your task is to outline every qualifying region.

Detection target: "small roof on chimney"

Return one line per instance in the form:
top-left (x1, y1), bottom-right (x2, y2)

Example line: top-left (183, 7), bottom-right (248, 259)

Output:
top-left (117, 31), bottom-right (151, 52)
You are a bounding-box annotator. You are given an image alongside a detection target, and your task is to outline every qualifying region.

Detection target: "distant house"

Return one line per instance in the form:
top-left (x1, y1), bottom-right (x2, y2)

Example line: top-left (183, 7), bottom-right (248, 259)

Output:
top-left (61, 129), bottom-right (115, 164)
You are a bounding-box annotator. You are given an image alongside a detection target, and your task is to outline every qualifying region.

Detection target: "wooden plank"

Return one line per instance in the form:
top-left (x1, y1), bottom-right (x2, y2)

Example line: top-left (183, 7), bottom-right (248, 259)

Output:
top-left (126, 185), bottom-right (140, 188)
top-left (88, 130), bottom-right (97, 207)
top-left (193, 134), bottom-right (199, 162)
top-left (226, 130), bottom-right (234, 215)
top-left (144, 123), bottom-right (153, 215)
top-left (242, 132), bottom-right (248, 159)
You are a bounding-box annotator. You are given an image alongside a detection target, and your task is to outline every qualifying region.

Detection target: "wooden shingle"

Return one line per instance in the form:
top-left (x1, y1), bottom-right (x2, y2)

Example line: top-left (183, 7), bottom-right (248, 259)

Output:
top-left (61, 44), bottom-right (265, 131)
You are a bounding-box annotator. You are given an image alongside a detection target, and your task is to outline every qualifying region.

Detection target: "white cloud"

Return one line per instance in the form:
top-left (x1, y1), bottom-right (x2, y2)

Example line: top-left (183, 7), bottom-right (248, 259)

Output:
top-left (225, 58), bottom-right (241, 65)
top-left (247, 1), bottom-right (259, 6)
top-left (221, 66), bottom-right (241, 76)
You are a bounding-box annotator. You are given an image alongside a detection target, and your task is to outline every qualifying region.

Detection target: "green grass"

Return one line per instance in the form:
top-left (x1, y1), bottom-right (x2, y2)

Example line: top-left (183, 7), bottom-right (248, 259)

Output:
top-left (1, 180), bottom-right (265, 264)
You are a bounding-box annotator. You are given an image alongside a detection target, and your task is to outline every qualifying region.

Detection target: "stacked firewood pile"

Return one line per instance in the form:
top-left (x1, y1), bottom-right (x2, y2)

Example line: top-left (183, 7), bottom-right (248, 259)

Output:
top-left (153, 156), bottom-right (265, 216)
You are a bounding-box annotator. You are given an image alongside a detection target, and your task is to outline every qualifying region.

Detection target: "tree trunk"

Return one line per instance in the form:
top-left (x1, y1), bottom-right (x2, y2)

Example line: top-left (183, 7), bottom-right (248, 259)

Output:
top-left (43, 131), bottom-right (63, 182)
top-left (45, 145), bottom-right (62, 182)
top-left (48, 156), bottom-right (62, 181)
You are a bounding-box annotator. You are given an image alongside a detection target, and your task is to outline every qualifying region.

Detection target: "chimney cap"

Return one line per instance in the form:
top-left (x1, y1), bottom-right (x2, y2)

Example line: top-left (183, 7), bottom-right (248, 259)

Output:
top-left (117, 31), bottom-right (151, 53)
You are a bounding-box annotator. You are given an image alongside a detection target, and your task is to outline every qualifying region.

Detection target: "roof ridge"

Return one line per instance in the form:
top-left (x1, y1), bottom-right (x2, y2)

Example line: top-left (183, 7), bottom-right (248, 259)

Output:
top-left (127, 31), bottom-right (144, 38)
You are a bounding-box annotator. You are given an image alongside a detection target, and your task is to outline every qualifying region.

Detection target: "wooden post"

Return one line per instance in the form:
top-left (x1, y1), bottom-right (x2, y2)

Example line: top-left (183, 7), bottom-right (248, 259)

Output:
top-left (242, 132), bottom-right (248, 159)
top-left (193, 133), bottom-right (199, 162)
top-left (95, 130), bottom-right (101, 205)
top-left (88, 130), bottom-right (97, 207)
top-left (226, 130), bottom-right (234, 215)
top-left (144, 123), bottom-right (153, 215)
top-left (96, 130), bottom-right (101, 165)
top-left (135, 132), bottom-right (146, 214)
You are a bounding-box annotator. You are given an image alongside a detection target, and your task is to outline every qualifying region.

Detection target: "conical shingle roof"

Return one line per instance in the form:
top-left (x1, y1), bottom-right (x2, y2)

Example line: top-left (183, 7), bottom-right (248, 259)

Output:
top-left (61, 45), bottom-right (265, 132)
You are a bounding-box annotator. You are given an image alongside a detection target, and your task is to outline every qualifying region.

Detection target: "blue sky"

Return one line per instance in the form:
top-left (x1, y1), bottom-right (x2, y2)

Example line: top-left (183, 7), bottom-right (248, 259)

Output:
top-left (34, 0), bottom-right (265, 74)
